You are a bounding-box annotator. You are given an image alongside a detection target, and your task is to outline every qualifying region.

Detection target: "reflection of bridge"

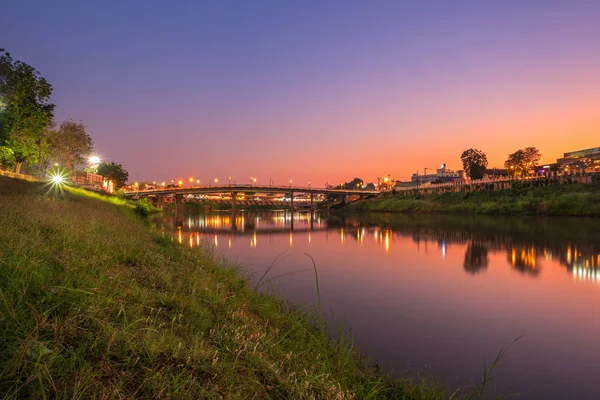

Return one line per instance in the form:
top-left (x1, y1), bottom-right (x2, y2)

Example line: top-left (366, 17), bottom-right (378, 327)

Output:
top-left (125, 185), bottom-right (380, 211)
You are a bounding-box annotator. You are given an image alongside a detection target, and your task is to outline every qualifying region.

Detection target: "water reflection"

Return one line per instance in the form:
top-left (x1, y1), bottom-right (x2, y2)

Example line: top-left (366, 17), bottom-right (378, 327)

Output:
top-left (159, 211), bottom-right (600, 285)
top-left (155, 210), bottom-right (600, 398)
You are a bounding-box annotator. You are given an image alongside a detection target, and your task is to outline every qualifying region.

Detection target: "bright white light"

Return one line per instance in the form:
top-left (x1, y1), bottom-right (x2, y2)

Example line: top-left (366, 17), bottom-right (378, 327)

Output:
top-left (89, 156), bottom-right (101, 165)
top-left (51, 175), bottom-right (64, 184)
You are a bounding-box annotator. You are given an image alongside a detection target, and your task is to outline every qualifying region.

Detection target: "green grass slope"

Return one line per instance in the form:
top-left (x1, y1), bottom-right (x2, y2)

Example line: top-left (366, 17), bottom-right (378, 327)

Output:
top-left (347, 182), bottom-right (600, 216)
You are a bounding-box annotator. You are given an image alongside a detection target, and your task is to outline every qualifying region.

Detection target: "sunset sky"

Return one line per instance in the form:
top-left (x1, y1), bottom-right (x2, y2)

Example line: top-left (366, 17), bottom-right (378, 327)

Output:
top-left (2, 1), bottom-right (599, 185)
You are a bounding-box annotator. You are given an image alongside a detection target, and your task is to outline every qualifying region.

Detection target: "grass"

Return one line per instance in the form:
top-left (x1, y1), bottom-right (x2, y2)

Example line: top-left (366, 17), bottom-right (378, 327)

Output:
top-left (346, 182), bottom-right (600, 217)
top-left (0, 175), bottom-right (512, 399)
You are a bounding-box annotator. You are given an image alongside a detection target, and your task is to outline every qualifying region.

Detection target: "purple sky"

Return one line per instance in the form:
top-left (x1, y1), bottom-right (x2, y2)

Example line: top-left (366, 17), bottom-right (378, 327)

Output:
top-left (2, 1), bottom-right (599, 185)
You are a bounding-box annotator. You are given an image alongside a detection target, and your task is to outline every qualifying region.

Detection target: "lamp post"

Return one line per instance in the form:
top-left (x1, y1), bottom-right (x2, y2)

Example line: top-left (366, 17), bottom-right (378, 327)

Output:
top-left (289, 179), bottom-right (292, 188)
top-left (228, 176), bottom-right (231, 187)
top-left (308, 180), bottom-right (311, 190)
top-left (214, 178), bottom-right (219, 185)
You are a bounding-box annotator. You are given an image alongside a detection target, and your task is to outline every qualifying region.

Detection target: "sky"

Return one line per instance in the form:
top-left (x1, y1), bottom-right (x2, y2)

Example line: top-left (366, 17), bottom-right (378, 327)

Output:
top-left (2, 0), bottom-right (599, 185)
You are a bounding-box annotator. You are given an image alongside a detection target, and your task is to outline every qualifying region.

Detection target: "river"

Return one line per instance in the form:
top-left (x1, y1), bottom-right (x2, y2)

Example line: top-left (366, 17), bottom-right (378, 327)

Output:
top-left (154, 209), bottom-right (600, 399)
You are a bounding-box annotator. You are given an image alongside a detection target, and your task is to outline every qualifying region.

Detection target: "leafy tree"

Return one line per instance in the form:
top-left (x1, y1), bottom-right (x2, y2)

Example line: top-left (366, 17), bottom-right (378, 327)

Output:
top-left (0, 49), bottom-right (54, 173)
top-left (50, 119), bottom-right (93, 173)
top-left (97, 162), bottom-right (129, 190)
top-left (0, 145), bottom-right (15, 168)
top-left (504, 147), bottom-right (541, 177)
top-left (460, 148), bottom-right (488, 180)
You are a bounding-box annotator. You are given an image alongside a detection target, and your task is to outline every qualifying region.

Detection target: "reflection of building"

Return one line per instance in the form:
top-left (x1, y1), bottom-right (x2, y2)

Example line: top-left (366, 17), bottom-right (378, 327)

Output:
top-left (508, 246), bottom-right (539, 275)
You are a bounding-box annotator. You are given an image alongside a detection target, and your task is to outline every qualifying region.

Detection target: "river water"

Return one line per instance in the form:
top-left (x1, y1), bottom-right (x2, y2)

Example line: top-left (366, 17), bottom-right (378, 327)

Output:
top-left (155, 209), bottom-right (600, 399)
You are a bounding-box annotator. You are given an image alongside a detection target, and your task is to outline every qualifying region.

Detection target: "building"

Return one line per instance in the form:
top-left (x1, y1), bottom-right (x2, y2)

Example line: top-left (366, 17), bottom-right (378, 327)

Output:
top-left (556, 147), bottom-right (600, 170)
top-left (410, 163), bottom-right (462, 184)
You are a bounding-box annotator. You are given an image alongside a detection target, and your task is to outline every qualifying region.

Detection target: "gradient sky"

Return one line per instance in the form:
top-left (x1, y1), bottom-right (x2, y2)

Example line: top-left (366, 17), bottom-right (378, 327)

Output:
top-left (2, 0), bottom-right (599, 185)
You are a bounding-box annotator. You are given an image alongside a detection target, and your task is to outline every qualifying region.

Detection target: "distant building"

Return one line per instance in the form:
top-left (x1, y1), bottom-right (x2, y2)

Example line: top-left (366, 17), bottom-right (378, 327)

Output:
top-left (410, 163), bottom-right (462, 183)
top-left (483, 168), bottom-right (508, 179)
top-left (556, 147), bottom-right (600, 169)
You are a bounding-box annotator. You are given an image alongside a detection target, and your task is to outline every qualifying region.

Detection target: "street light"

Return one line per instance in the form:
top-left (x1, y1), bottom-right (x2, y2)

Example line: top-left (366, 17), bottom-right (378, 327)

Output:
top-left (228, 176), bottom-right (231, 186)
top-left (214, 178), bottom-right (219, 185)
top-left (178, 180), bottom-right (183, 187)
top-left (308, 180), bottom-right (311, 190)
top-left (289, 179), bottom-right (292, 188)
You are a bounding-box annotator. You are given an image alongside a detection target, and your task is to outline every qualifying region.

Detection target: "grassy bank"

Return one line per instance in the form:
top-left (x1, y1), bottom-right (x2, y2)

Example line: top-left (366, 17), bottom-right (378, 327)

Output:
top-left (346, 182), bottom-right (600, 216)
top-left (0, 176), bottom-right (461, 399)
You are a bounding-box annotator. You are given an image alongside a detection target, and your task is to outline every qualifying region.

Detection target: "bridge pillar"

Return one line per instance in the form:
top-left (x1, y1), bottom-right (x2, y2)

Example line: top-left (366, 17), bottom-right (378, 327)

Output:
top-left (290, 191), bottom-right (294, 210)
top-left (310, 193), bottom-right (314, 209)
top-left (231, 191), bottom-right (237, 211)
top-left (156, 195), bottom-right (164, 209)
top-left (175, 194), bottom-right (183, 227)
top-left (231, 211), bottom-right (237, 232)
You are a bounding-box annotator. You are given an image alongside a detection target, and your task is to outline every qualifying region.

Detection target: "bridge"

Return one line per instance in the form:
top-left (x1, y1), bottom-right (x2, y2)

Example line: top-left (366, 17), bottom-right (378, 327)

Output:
top-left (124, 184), bottom-right (381, 211)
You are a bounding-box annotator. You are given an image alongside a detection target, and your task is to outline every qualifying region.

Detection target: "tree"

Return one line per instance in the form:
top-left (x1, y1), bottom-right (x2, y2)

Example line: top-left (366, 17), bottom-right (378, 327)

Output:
top-left (504, 147), bottom-right (542, 177)
top-left (50, 119), bottom-right (93, 173)
top-left (0, 145), bottom-right (15, 168)
top-left (0, 49), bottom-right (54, 173)
top-left (460, 148), bottom-right (488, 180)
top-left (97, 162), bottom-right (129, 190)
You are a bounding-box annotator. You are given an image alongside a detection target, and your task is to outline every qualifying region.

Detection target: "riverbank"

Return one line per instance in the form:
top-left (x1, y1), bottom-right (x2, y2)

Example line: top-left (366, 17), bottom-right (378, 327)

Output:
top-left (0, 176), bottom-right (458, 399)
top-left (344, 181), bottom-right (600, 216)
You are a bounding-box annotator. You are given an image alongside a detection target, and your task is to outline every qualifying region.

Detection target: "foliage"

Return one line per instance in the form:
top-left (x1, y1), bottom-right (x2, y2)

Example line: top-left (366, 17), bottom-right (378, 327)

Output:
top-left (134, 197), bottom-right (156, 217)
top-left (460, 148), bottom-right (488, 180)
top-left (49, 119), bottom-right (93, 172)
top-left (335, 177), bottom-right (364, 190)
top-left (0, 48), bottom-right (54, 173)
top-left (504, 147), bottom-right (541, 176)
top-left (0, 145), bottom-right (15, 168)
top-left (97, 161), bottom-right (129, 189)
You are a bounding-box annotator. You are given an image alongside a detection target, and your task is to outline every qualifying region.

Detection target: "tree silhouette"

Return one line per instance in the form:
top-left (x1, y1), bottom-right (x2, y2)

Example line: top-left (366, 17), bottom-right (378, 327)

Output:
top-left (463, 243), bottom-right (489, 275)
